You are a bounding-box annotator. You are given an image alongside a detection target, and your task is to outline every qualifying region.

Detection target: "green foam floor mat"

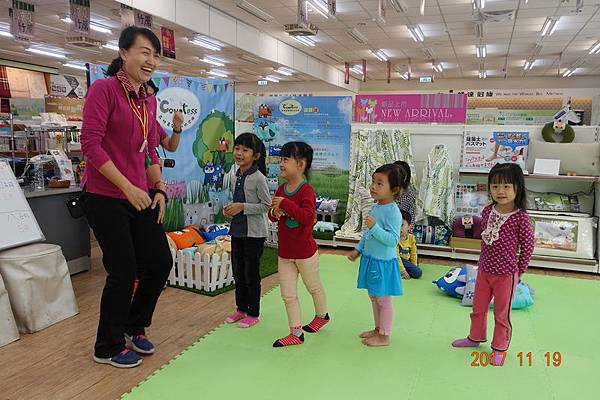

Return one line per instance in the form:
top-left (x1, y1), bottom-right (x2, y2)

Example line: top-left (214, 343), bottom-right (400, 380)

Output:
top-left (123, 254), bottom-right (600, 400)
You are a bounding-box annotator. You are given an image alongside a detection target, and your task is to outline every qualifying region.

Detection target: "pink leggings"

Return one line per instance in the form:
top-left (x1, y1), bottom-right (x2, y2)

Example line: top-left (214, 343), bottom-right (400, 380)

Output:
top-left (369, 295), bottom-right (393, 336)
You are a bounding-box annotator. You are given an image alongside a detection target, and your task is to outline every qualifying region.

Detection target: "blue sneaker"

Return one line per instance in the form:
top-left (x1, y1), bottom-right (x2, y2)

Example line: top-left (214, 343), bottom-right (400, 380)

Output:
top-left (93, 349), bottom-right (142, 368)
top-left (125, 334), bottom-right (155, 355)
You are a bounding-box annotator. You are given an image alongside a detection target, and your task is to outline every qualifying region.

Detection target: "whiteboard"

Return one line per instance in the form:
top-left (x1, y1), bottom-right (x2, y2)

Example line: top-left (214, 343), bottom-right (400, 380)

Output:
top-left (0, 160), bottom-right (45, 251)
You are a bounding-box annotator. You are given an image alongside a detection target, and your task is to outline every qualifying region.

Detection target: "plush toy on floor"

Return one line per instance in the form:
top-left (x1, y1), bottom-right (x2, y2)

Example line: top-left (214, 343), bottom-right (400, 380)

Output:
top-left (433, 265), bottom-right (535, 309)
top-left (432, 265), bottom-right (469, 298)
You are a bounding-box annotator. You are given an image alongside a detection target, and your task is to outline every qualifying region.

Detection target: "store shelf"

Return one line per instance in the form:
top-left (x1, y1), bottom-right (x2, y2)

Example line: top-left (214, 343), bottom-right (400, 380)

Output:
top-left (459, 170), bottom-right (600, 182)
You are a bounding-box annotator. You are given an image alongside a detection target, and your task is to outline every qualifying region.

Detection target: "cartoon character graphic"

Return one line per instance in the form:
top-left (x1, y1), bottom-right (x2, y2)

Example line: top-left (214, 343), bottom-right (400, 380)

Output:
top-left (212, 164), bottom-right (225, 190)
top-left (182, 201), bottom-right (215, 228)
top-left (203, 162), bottom-right (216, 187)
top-left (269, 144), bottom-right (282, 157)
top-left (166, 181), bottom-right (186, 199)
top-left (267, 175), bottom-right (279, 194)
top-left (356, 98), bottom-right (378, 123)
top-left (258, 104), bottom-right (272, 118)
top-left (217, 137), bottom-right (229, 152)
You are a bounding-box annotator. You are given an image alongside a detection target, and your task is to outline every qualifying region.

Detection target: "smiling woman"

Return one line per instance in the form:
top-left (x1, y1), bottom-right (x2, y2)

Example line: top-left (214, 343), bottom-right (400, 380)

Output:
top-left (80, 26), bottom-right (173, 370)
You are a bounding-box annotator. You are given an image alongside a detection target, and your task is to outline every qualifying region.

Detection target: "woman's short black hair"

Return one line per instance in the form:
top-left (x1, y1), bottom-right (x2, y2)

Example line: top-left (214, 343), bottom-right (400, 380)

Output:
top-left (280, 141), bottom-right (313, 175)
top-left (106, 26), bottom-right (161, 77)
top-left (234, 133), bottom-right (267, 176)
top-left (488, 163), bottom-right (527, 211)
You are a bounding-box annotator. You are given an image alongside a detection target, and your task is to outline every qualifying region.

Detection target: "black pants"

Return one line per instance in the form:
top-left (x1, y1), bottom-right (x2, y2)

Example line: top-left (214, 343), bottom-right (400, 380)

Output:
top-left (83, 193), bottom-right (173, 358)
top-left (231, 237), bottom-right (265, 318)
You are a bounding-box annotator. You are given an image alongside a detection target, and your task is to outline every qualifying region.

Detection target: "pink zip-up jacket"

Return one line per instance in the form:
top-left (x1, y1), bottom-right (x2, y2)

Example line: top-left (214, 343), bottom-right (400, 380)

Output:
top-left (81, 76), bottom-right (160, 199)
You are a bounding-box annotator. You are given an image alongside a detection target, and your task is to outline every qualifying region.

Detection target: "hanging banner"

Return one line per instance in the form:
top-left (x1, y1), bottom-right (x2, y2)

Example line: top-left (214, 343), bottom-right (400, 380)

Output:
top-left (386, 60), bottom-right (391, 84)
top-left (88, 64), bottom-right (234, 232)
top-left (378, 0), bottom-right (386, 23)
top-left (467, 108), bottom-right (556, 125)
top-left (362, 59), bottom-right (366, 83)
top-left (354, 93), bottom-right (467, 123)
top-left (9, 0), bottom-right (35, 43)
top-left (461, 128), bottom-right (530, 173)
top-left (253, 96), bottom-right (352, 234)
top-left (344, 62), bottom-right (349, 85)
top-left (50, 74), bottom-right (87, 98)
top-left (69, 0), bottom-right (90, 35)
top-left (120, 4), bottom-right (152, 28)
top-left (298, 0), bottom-right (308, 27)
top-left (161, 27), bottom-right (176, 59)
top-left (328, 0), bottom-right (336, 15)
top-left (120, 4), bottom-right (134, 27)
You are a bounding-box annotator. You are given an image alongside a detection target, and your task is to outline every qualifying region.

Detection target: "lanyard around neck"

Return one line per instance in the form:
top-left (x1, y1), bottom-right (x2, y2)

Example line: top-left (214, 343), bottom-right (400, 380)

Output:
top-left (120, 83), bottom-right (149, 153)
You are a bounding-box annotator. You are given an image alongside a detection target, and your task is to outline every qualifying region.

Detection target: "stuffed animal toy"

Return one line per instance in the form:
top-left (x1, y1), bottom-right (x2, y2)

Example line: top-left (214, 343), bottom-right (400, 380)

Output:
top-left (453, 216), bottom-right (483, 239)
top-left (541, 101), bottom-right (579, 143)
top-left (313, 221), bottom-right (339, 232)
top-left (318, 199), bottom-right (339, 213)
top-left (432, 266), bottom-right (468, 298)
top-left (202, 224), bottom-right (230, 242)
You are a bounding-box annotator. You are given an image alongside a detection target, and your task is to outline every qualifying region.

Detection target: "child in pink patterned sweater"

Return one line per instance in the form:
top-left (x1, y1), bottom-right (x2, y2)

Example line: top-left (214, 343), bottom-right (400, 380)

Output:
top-left (452, 163), bottom-right (534, 366)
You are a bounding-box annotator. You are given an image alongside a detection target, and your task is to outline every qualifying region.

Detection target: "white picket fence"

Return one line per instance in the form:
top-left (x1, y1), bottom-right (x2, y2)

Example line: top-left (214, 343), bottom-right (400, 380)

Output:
top-left (266, 222), bottom-right (278, 247)
top-left (167, 249), bottom-right (234, 293)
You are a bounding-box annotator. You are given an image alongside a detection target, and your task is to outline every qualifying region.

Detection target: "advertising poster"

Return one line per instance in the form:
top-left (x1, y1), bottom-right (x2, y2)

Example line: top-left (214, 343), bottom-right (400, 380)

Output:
top-left (461, 128), bottom-right (530, 172)
top-left (354, 93), bottom-right (467, 124)
top-left (50, 74), bottom-right (87, 98)
top-left (467, 108), bottom-right (556, 125)
top-left (88, 64), bottom-right (235, 232)
top-left (254, 96), bottom-right (352, 236)
top-left (161, 27), bottom-right (176, 59)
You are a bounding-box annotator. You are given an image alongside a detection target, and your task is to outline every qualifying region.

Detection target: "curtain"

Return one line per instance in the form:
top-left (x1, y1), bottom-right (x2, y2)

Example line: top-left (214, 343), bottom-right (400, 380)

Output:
top-left (415, 144), bottom-right (454, 227)
top-left (336, 127), bottom-right (416, 239)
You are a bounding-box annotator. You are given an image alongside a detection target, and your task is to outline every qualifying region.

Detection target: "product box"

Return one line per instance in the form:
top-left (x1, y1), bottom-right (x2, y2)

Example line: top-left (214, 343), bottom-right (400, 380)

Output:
top-left (530, 213), bottom-right (598, 259)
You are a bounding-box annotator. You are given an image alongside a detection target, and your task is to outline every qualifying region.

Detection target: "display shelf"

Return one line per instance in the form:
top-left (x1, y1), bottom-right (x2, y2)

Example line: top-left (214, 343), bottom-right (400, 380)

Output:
top-left (459, 170), bottom-right (600, 182)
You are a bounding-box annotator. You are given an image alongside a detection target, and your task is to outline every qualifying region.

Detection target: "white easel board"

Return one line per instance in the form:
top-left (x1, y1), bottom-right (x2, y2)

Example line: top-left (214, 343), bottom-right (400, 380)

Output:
top-left (0, 160), bottom-right (45, 251)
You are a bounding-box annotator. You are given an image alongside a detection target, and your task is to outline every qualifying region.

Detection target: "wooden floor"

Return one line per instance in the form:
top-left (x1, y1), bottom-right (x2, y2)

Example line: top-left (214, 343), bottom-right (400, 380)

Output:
top-left (1, 244), bottom-right (598, 400)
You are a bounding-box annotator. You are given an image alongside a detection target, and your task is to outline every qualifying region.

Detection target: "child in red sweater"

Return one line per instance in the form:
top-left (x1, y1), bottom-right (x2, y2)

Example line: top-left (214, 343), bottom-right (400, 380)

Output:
top-left (269, 142), bottom-right (329, 347)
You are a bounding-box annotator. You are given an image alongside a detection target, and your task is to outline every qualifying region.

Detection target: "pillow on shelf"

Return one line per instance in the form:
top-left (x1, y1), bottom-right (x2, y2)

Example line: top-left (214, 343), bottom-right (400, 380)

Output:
top-left (527, 189), bottom-right (594, 215)
top-left (526, 139), bottom-right (600, 176)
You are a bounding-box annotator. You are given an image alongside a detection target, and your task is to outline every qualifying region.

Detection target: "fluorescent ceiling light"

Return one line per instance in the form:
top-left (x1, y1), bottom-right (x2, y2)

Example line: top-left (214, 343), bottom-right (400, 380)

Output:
top-left (308, 0), bottom-right (329, 19)
top-left (389, 0), bottom-right (408, 13)
top-left (588, 41), bottom-right (600, 55)
top-left (478, 70), bottom-right (487, 79)
top-left (264, 75), bottom-right (280, 83)
top-left (239, 54), bottom-right (261, 64)
top-left (189, 37), bottom-right (221, 51)
top-left (400, 72), bottom-right (409, 80)
top-left (350, 65), bottom-right (363, 75)
top-left (524, 60), bottom-right (535, 70)
top-left (433, 63), bottom-right (443, 73)
top-left (472, 0), bottom-right (485, 9)
top-left (292, 35), bottom-right (315, 47)
top-left (274, 67), bottom-right (294, 76)
top-left (103, 42), bottom-right (119, 51)
top-left (371, 49), bottom-right (388, 62)
top-left (63, 62), bottom-right (87, 71)
top-left (347, 28), bottom-right (368, 44)
top-left (476, 44), bottom-right (486, 58)
top-left (235, 0), bottom-right (274, 22)
top-left (0, 30), bottom-right (13, 38)
top-left (408, 25), bottom-right (424, 42)
top-left (207, 69), bottom-right (228, 78)
top-left (200, 57), bottom-right (225, 67)
top-left (27, 47), bottom-right (67, 59)
top-left (541, 17), bottom-right (559, 37)
top-left (562, 68), bottom-right (575, 77)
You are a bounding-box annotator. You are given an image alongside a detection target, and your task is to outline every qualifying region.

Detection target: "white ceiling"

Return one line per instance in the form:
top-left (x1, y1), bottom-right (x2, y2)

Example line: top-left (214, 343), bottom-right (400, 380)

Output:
top-left (1, 0), bottom-right (599, 84)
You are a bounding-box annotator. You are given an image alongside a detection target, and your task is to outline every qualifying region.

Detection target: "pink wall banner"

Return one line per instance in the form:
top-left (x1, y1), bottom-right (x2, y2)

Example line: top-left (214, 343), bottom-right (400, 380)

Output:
top-left (354, 93), bottom-right (467, 124)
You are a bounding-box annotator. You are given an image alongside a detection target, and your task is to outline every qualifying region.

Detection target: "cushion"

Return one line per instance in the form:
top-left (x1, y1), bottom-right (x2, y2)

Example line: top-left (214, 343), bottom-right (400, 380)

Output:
top-left (167, 225), bottom-right (205, 249)
top-left (453, 216), bottom-right (483, 239)
top-left (527, 139), bottom-right (600, 176)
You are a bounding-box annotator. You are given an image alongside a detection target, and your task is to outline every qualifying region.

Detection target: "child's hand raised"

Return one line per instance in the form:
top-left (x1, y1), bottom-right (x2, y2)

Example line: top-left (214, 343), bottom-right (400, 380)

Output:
top-left (347, 250), bottom-right (360, 261)
top-left (366, 216), bottom-right (376, 228)
top-left (272, 196), bottom-right (285, 209)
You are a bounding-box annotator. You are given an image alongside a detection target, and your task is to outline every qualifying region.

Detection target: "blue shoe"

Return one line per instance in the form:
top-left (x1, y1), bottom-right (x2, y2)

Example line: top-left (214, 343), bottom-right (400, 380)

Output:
top-left (125, 334), bottom-right (155, 355)
top-left (93, 349), bottom-right (142, 368)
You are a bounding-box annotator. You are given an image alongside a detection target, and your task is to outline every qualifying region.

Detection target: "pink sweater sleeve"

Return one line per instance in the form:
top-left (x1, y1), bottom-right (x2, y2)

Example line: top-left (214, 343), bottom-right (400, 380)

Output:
top-left (147, 117), bottom-right (161, 166)
top-left (81, 80), bottom-right (112, 169)
top-left (517, 213), bottom-right (535, 273)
